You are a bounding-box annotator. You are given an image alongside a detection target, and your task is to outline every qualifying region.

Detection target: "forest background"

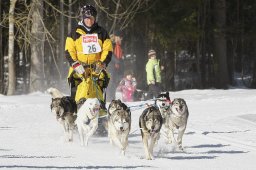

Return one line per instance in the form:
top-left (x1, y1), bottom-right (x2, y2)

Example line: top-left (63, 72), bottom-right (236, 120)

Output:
top-left (0, 0), bottom-right (256, 95)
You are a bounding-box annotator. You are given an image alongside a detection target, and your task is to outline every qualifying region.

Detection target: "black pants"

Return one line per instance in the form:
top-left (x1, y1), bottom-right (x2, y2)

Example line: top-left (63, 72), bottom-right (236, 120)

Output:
top-left (148, 83), bottom-right (161, 99)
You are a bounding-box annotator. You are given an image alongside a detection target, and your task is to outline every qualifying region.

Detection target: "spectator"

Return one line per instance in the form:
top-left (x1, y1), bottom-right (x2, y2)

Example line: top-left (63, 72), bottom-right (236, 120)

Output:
top-left (107, 33), bottom-right (124, 101)
top-left (116, 71), bottom-right (137, 102)
top-left (145, 49), bottom-right (162, 98)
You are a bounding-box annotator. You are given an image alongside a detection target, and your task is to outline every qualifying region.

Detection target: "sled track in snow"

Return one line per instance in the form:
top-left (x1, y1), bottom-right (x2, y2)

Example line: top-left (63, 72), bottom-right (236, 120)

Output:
top-left (191, 128), bottom-right (256, 152)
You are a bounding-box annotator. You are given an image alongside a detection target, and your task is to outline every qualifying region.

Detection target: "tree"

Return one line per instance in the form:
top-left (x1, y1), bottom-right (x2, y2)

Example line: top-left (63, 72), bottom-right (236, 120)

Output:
top-left (0, 0), bottom-right (3, 93)
top-left (30, 0), bottom-right (44, 92)
top-left (7, 0), bottom-right (17, 95)
top-left (213, 0), bottom-right (229, 88)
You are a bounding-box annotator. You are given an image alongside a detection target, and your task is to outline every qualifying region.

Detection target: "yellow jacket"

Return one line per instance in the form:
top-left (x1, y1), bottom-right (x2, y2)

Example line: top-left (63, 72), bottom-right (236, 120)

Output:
top-left (65, 22), bottom-right (113, 66)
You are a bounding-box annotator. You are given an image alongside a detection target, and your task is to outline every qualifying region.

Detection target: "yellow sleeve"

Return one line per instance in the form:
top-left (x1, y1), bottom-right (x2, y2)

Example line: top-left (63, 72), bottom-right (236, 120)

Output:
top-left (65, 37), bottom-right (77, 64)
top-left (100, 38), bottom-right (113, 65)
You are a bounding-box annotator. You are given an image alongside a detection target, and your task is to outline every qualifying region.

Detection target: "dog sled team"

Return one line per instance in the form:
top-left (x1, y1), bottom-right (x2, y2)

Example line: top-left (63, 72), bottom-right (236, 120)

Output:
top-left (49, 88), bottom-right (189, 160)
top-left (48, 4), bottom-right (189, 160)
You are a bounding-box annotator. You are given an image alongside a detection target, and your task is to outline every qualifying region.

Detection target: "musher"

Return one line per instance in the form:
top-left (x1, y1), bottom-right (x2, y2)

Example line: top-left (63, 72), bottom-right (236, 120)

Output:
top-left (64, 4), bottom-right (113, 135)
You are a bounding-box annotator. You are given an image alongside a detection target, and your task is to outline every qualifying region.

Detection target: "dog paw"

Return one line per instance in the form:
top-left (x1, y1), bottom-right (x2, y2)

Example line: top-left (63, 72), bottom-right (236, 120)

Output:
top-left (85, 141), bottom-right (89, 146)
top-left (178, 146), bottom-right (184, 151)
top-left (146, 156), bottom-right (152, 160)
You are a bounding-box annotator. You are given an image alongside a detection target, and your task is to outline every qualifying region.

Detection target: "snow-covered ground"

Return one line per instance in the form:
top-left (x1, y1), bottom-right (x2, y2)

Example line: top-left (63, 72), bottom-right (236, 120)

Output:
top-left (0, 89), bottom-right (256, 169)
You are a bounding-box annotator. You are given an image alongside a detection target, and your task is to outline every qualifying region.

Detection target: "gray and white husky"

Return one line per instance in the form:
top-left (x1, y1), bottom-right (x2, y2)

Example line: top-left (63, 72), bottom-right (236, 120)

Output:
top-left (156, 92), bottom-right (189, 150)
top-left (139, 106), bottom-right (163, 160)
top-left (50, 96), bottom-right (77, 142)
top-left (169, 98), bottom-right (189, 150)
top-left (108, 100), bottom-right (131, 155)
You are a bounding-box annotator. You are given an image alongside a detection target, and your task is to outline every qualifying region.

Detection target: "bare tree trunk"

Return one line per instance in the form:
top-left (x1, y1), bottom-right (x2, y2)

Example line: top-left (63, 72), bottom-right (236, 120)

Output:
top-left (59, 0), bottom-right (64, 79)
top-left (0, 0), bottom-right (3, 93)
top-left (109, 0), bottom-right (120, 34)
top-left (7, 0), bottom-right (17, 95)
top-left (251, 42), bottom-right (256, 88)
top-left (213, 0), bottom-right (229, 88)
top-left (30, 0), bottom-right (44, 92)
top-left (68, 0), bottom-right (72, 34)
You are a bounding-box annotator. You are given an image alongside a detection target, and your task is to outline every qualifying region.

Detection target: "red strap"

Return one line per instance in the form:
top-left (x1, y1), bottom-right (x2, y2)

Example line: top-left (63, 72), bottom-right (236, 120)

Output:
top-left (167, 99), bottom-right (172, 104)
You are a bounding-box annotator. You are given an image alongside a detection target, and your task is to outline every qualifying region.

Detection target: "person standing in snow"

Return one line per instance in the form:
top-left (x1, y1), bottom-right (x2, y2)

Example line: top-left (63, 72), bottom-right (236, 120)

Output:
top-left (146, 49), bottom-right (162, 99)
top-left (107, 33), bottom-right (124, 101)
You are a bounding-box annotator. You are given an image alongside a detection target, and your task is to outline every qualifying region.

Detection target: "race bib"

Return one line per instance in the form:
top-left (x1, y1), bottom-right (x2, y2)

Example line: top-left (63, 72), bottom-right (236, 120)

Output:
top-left (82, 34), bottom-right (102, 54)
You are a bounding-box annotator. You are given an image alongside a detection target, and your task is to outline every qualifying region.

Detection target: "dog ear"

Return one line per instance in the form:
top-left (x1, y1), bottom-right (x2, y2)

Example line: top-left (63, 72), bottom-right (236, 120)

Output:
top-left (166, 92), bottom-right (170, 98)
top-left (181, 98), bottom-right (187, 106)
top-left (117, 99), bottom-right (122, 103)
top-left (144, 114), bottom-right (148, 121)
top-left (144, 109), bottom-right (151, 121)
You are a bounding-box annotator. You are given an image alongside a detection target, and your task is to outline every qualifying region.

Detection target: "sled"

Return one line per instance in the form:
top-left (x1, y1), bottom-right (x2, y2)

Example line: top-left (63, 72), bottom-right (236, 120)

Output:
top-left (68, 61), bottom-right (110, 118)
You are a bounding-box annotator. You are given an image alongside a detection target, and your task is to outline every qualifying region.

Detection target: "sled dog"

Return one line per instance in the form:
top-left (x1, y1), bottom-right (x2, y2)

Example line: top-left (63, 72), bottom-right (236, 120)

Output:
top-left (156, 92), bottom-right (173, 144)
top-left (108, 99), bottom-right (129, 115)
top-left (108, 100), bottom-right (131, 155)
top-left (47, 87), bottom-right (64, 98)
top-left (169, 98), bottom-right (189, 150)
top-left (50, 96), bottom-right (77, 142)
top-left (139, 106), bottom-right (163, 160)
top-left (76, 98), bottom-right (101, 146)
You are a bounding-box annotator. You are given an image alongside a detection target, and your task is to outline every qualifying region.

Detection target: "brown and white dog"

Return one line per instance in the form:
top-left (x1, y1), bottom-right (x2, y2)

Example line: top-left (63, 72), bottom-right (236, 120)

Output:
top-left (107, 100), bottom-right (131, 155)
top-left (50, 95), bottom-right (77, 142)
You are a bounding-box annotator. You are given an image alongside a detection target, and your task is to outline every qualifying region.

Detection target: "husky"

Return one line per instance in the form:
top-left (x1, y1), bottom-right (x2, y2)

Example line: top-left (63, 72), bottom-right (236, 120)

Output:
top-left (107, 100), bottom-right (131, 155)
top-left (139, 106), bottom-right (163, 160)
top-left (169, 98), bottom-right (189, 150)
top-left (50, 96), bottom-right (77, 142)
top-left (156, 92), bottom-right (173, 144)
top-left (76, 98), bottom-right (101, 146)
top-left (108, 99), bottom-right (128, 115)
top-left (47, 87), bottom-right (64, 98)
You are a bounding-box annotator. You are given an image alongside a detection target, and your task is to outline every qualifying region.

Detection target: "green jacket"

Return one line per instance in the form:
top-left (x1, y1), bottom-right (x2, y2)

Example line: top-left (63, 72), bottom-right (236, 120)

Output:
top-left (146, 58), bottom-right (161, 84)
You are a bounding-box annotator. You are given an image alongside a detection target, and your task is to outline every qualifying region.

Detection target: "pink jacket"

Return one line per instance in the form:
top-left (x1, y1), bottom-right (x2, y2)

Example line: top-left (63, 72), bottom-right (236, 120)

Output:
top-left (117, 78), bottom-right (137, 102)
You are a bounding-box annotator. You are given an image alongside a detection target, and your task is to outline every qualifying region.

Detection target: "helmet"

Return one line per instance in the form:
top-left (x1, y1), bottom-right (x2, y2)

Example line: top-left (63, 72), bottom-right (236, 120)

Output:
top-left (148, 49), bottom-right (156, 57)
top-left (80, 5), bottom-right (97, 19)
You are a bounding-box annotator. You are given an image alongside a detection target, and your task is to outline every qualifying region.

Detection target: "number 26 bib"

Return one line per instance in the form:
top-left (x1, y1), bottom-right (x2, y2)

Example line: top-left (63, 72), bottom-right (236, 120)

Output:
top-left (82, 34), bottom-right (102, 54)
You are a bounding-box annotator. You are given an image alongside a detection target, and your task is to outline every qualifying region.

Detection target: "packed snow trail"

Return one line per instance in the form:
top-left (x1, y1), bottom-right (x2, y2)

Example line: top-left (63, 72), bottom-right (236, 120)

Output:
top-left (0, 89), bottom-right (256, 169)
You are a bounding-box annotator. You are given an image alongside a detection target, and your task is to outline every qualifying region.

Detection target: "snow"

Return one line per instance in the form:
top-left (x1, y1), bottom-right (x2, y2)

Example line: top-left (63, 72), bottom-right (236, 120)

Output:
top-left (0, 89), bottom-right (256, 169)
